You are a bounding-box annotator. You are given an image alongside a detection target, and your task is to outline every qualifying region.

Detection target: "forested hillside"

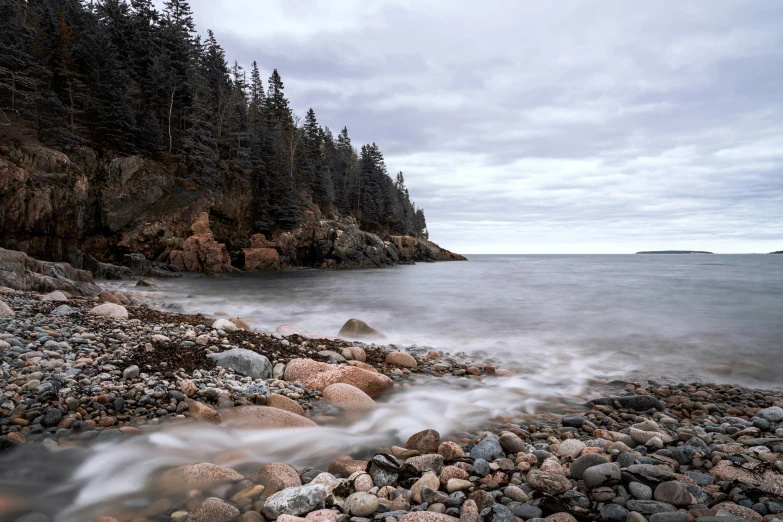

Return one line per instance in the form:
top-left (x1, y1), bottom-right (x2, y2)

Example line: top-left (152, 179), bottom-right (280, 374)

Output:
top-left (0, 0), bottom-right (428, 239)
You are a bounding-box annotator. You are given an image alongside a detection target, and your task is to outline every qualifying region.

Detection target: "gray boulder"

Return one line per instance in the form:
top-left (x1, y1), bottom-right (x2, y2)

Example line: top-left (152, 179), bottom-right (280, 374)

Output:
top-left (207, 348), bottom-right (272, 379)
top-left (757, 407), bottom-right (783, 423)
top-left (262, 484), bottom-right (328, 519)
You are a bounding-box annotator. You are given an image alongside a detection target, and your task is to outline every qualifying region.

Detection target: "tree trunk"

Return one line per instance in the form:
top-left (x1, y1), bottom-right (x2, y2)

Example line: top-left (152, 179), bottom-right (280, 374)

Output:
top-left (67, 79), bottom-right (74, 130)
top-left (168, 86), bottom-right (175, 153)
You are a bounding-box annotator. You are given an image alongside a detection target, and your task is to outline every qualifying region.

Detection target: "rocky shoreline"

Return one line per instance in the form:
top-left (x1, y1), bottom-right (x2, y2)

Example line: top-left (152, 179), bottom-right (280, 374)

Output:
top-left (1, 287), bottom-right (783, 522)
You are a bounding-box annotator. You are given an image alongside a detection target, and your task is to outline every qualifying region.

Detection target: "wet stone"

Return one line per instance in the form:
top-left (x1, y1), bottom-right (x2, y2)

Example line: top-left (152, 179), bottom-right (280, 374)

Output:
top-left (562, 415), bottom-right (585, 428)
top-left (624, 500), bottom-right (677, 515)
top-left (570, 453), bottom-right (609, 480)
top-left (512, 505), bottom-right (542, 520)
top-left (629, 482), bottom-right (653, 500)
top-left (583, 463), bottom-right (621, 489)
top-left (599, 504), bottom-right (629, 522)
top-left (471, 458), bottom-right (490, 477)
top-left (648, 513), bottom-right (687, 522)
top-left (488, 504), bottom-right (515, 522)
top-left (469, 438), bottom-right (503, 461)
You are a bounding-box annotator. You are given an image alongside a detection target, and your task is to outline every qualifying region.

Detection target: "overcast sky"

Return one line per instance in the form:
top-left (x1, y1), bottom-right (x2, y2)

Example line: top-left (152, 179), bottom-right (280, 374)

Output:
top-left (178, 0), bottom-right (783, 254)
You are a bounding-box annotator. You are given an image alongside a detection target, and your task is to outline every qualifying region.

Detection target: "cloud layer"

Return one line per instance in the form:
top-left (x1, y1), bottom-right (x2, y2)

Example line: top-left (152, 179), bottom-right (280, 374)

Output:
top-left (183, 0), bottom-right (783, 253)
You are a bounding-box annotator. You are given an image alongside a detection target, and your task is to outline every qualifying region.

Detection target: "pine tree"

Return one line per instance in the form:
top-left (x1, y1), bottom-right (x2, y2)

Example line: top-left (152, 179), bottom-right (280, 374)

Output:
top-left (182, 35), bottom-right (219, 185)
top-left (248, 61), bottom-right (264, 135)
top-left (0, 0), bottom-right (429, 239)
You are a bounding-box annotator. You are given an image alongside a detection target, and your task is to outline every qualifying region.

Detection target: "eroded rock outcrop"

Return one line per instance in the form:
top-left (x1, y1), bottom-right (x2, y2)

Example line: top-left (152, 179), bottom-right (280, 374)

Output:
top-left (0, 248), bottom-right (100, 296)
top-left (166, 213), bottom-right (237, 273)
top-left (243, 234), bottom-right (281, 271)
top-left (389, 235), bottom-right (467, 262)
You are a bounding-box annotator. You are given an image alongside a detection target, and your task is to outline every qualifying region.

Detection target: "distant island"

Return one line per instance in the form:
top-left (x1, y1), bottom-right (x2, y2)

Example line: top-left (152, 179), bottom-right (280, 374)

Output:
top-left (636, 250), bottom-right (714, 254)
top-left (771, 251), bottom-right (783, 254)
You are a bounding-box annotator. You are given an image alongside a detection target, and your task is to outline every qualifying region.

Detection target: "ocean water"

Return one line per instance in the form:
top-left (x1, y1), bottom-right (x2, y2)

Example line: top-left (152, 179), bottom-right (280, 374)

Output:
top-left (150, 254), bottom-right (783, 388)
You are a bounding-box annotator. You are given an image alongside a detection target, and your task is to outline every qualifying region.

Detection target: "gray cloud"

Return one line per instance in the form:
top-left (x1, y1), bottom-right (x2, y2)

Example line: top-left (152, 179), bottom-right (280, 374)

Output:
top-left (179, 0), bottom-right (783, 253)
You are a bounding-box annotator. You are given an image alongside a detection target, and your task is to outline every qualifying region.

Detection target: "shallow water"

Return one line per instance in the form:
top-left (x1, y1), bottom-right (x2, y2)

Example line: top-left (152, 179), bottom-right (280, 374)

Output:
top-left (148, 254), bottom-right (783, 387)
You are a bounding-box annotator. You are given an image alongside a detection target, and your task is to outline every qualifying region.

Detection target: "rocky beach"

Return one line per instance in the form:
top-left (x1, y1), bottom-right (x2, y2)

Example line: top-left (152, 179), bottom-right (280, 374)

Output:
top-left (1, 281), bottom-right (783, 522)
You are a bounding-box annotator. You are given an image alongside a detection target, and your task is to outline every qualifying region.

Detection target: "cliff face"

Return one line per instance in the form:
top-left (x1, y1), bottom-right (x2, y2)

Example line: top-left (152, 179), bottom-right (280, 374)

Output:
top-left (0, 141), bottom-right (464, 276)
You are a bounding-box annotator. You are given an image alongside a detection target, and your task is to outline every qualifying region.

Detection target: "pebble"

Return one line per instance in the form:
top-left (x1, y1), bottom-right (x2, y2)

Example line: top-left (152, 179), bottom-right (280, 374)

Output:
top-left (582, 463), bottom-right (621, 489)
top-left (345, 492), bottom-right (380, 517)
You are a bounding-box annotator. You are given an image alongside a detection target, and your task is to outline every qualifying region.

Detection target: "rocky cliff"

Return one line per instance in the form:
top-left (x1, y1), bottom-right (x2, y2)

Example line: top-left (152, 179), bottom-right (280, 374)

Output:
top-left (0, 140), bottom-right (464, 276)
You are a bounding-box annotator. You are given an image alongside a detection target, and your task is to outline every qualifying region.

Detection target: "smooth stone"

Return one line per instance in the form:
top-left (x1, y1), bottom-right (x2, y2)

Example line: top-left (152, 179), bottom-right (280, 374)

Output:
top-left (398, 513), bottom-right (459, 522)
top-left (345, 492), bottom-right (380, 517)
top-left (469, 438), bottom-right (503, 461)
top-left (502, 486), bottom-right (528, 503)
top-left (757, 407), bottom-right (783, 423)
top-left (599, 504), bottom-right (629, 522)
top-left (405, 454), bottom-right (444, 474)
top-left (526, 471), bottom-right (572, 494)
top-left (88, 303), bottom-right (128, 319)
top-left (262, 484), bottom-right (329, 519)
top-left (488, 504), bottom-right (515, 522)
top-left (386, 352), bottom-right (417, 368)
top-left (207, 348), bottom-right (272, 379)
top-left (562, 415), bottom-right (585, 428)
top-left (472, 458), bottom-right (490, 477)
top-left (627, 464), bottom-right (675, 480)
top-left (258, 462), bottom-right (302, 489)
top-left (498, 432), bottom-right (526, 453)
top-left (338, 318), bottom-right (385, 340)
top-left (187, 497), bottom-right (240, 522)
top-left (51, 304), bottom-right (76, 316)
top-left (512, 504), bottom-right (543, 520)
top-left (593, 395), bottom-right (663, 411)
top-left (653, 481), bottom-right (691, 507)
top-left (411, 471), bottom-right (440, 503)
top-left (624, 501), bottom-right (677, 515)
top-left (446, 479), bottom-right (472, 493)
top-left (583, 463), bottom-right (621, 489)
top-left (406, 430), bottom-right (441, 454)
top-left (123, 365), bottom-right (140, 381)
top-left (649, 513), bottom-right (687, 522)
top-left (629, 482), bottom-right (653, 500)
top-left (570, 453), bottom-right (609, 480)
top-left (557, 439), bottom-right (586, 458)
top-left (213, 318), bottom-right (238, 331)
